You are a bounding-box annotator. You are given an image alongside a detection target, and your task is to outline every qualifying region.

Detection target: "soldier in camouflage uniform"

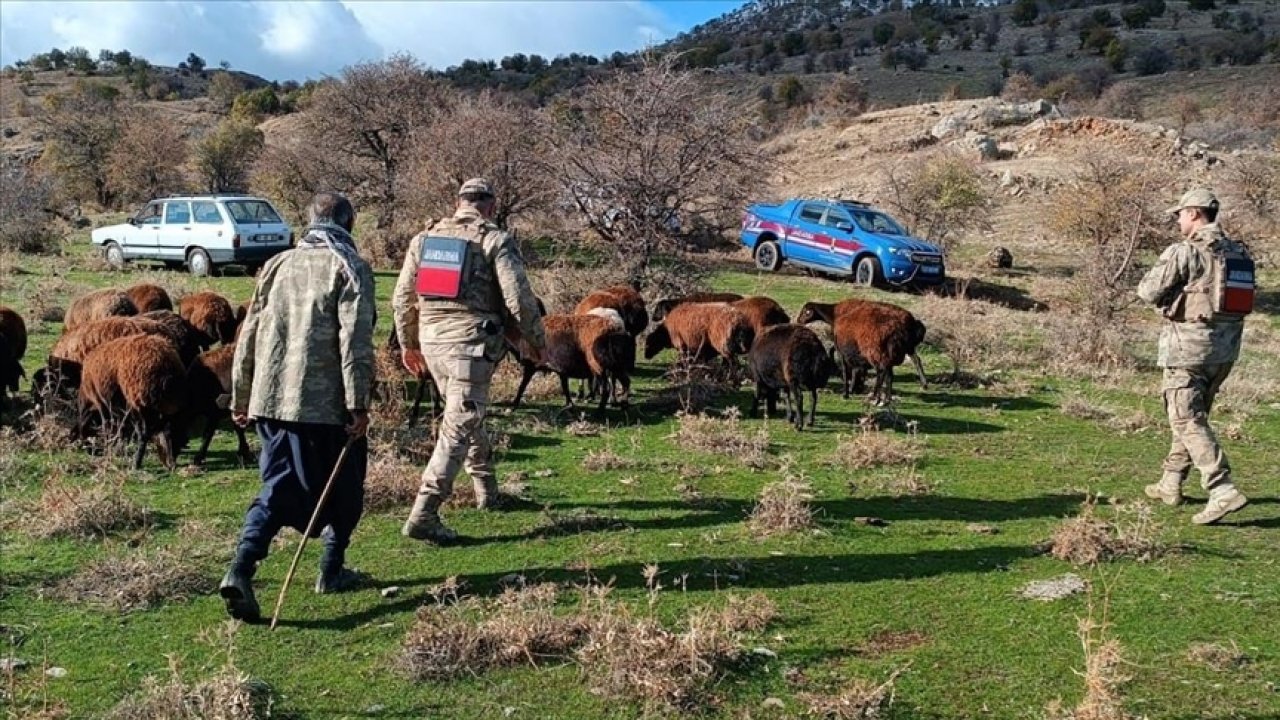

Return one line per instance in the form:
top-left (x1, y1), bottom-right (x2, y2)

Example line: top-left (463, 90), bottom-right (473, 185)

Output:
top-left (393, 178), bottom-right (545, 543)
top-left (1137, 188), bottom-right (1250, 525)
top-left (220, 192), bottom-right (377, 621)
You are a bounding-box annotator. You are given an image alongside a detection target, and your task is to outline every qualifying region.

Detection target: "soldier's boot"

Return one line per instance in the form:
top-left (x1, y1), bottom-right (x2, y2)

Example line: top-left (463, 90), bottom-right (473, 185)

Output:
top-left (314, 543), bottom-right (366, 594)
top-left (1143, 472), bottom-right (1185, 506)
top-left (1192, 487), bottom-right (1248, 525)
top-left (219, 554), bottom-right (260, 622)
top-left (402, 495), bottom-right (458, 544)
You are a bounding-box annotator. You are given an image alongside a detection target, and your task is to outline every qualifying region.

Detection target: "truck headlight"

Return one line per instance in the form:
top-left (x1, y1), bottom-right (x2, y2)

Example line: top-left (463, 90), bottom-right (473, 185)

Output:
top-left (887, 247), bottom-right (908, 257)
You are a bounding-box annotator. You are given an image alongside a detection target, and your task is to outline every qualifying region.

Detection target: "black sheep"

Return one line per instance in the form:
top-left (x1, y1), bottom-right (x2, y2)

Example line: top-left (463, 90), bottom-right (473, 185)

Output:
top-left (748, 324), bottom-right (836, 431)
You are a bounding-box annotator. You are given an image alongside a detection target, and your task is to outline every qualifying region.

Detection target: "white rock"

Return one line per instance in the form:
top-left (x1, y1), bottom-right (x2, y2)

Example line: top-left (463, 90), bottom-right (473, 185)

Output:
top-left (380, 586), bottom-right (401, 598)
top-left (1019, 574), bottom-right (1088, 601)
top-left (45, 667), bottom-right (68, 678)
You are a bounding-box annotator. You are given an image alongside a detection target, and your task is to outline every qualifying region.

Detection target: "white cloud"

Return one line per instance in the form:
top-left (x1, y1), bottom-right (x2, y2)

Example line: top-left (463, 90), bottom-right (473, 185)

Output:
top-left (0, 0), bottom-right (682, 80)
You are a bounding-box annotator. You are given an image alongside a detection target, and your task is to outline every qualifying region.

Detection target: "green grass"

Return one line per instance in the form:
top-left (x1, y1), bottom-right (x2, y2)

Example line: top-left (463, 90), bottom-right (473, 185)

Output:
top-left (2, 245), bottom-right (1278, 719)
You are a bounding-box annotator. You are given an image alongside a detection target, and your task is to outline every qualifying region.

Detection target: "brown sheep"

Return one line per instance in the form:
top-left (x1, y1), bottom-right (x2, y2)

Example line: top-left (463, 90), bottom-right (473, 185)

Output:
top-left (644, 302), bottom-right (754, 366)
top-left (180, 343), bottom-right (253, 467)
top-left (796, 300), bottom-right (927, 406)
top-left (77, 334), bottom-right (187, 471)
top-left (0, 306), bottom-right (26, 410)
top-left (124, 283), bottom-right (174, 313)
top-left (179, 291), bottom-right (239, 348)
top-left (574, 285), bottom-right (649, 337)
top-left (730, 296), bottom-right (790, 337)
top-left (748, 324), bottom-right (837, 430)
top-left (511, 313), bottom-right (635, 413)
top-left (63, 288), bottom-right (138, 332)
top-left (651, 292), bottom-right (743, 322)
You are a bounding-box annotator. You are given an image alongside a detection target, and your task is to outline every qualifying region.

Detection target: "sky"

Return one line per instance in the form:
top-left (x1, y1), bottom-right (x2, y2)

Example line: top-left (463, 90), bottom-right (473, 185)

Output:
top-left (0, 0), bottom-right (747, 81)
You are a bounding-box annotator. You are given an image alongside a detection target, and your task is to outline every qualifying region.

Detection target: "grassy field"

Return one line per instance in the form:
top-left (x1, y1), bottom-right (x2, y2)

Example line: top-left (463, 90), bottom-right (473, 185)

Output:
top-left (1, 243), bottom-right (1278, 720)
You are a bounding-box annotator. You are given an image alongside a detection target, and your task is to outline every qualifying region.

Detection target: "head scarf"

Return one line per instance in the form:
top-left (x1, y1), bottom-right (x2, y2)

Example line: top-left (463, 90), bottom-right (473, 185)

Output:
top-left (300, 222), bottom-right (361, 287)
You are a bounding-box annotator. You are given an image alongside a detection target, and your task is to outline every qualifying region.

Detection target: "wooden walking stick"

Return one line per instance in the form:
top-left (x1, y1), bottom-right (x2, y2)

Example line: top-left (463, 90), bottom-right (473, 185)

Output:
top-left (269, 436), bottom-right (357, 630)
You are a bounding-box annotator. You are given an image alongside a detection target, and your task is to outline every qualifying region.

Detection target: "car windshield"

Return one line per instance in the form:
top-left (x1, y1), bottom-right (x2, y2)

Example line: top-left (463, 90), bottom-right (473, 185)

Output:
top-left (843, 206), bottom-right (906, 236)
top-left (223, 200), bottom-right (282, 224)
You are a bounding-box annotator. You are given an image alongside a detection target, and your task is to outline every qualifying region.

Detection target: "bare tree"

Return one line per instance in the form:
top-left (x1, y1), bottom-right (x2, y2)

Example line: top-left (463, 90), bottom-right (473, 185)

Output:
top-left (0, 158), bottom-right (57, 252)
top-left (403, 91), bottom-right (553, 230)
top-left (107, 106), bottom-right (189, 203)
top-left (537, 53), bottom-right (767, 284)
top-left (304, 54), bottom-right (449, 229)
top-left (37, 81), bottom-right (122, 207)
top-left (192, 119), bottom-right (263, 193)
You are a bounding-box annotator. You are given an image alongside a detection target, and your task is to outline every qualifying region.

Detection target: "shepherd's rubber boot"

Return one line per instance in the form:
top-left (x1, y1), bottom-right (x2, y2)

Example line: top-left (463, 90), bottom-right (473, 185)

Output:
top-left (219, 555), bottom-right (260, 622)
top-left (1143, 472), bottom-right (1185, 506)
top-left (315, 542), bottom-right (365, 594)
top-left (402, 495), bottom-right (458, 543)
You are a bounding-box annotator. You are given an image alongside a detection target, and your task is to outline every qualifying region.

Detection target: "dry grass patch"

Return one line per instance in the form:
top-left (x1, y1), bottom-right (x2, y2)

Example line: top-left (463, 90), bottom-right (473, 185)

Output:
top-left (828, 426), bottom-right (923, 471)
top-left (1045, 610), bottom-right (1134, 720)
top-left (799, 668), bottom-right (904, 719)
top-left (1060, 395), bottom-right (1113, 421)
top-left (1050, 498), bottom-right (1165, 566)
top-left (581, 448), bottom-right (637, 472)
top-left (855, 630), bottom-right (930, 658)
top-left (363, 452), bottom-right (421, 512)
top-left (854, 464), bottom-right (933, 497)
top-left (533, 509), bottom-right (627, 537)
top-left (47, 548), bottom-right (213, 613)
top-left (1186, 641), bottom-right (1251, 672)
top-left (671, 408), bottom-right (770, 469)
top-left (748, 459), bottom-right (815, 537)
top-left (17, 471), bottom-right (151, 540)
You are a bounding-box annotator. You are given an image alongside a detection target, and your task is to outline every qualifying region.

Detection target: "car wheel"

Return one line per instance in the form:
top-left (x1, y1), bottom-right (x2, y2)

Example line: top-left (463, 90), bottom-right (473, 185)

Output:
top-left (853, 256), bottom-right (882, 288)
top-left (187, 247), bottom-right (212, 277)
top-left (754, 240), bottom-right (782, 272)
top-left (103, 242), bottom-right (125, 270)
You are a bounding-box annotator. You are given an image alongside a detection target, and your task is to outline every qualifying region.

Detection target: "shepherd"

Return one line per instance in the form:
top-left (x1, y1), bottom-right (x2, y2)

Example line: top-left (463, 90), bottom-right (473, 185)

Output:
top-left (219, 191), bottom-right (377, 622)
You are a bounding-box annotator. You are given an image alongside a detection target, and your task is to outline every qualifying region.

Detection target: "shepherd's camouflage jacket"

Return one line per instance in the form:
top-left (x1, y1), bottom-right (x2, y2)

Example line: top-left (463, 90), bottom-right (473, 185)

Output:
top-left (231, 245), bottom-right (376, 426)
top-left (1137, 223), bottom-right (1246, 368)
top-left (392, 206), bottom-right (545, 359)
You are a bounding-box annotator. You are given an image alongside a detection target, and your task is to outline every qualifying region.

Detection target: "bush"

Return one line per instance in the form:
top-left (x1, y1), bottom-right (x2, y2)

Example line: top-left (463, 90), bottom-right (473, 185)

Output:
top-left (1133, 45), bottom-right (1173, 76)
top-left (1012, 0), bottom-right (1039, 27)
top-left (0, 159), bottom-right (57, 253)
top-left (1000, 72), bottom-right (1040, 102)
top-left (1093, 82), bottom-right (1145, 120)
top-left (883, 151), bottom-right (988, 256)
top-left (192, 119), bottom-right (263, 193)
top-left (1121, 5), bottom-right (1151, 29)
top-left (230, 87), bottom-right (281, 121)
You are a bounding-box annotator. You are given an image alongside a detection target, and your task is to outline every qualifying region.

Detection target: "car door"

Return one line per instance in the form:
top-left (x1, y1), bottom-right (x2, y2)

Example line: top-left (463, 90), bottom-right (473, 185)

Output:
top-left (190, 200), bottom-right (226, 258)
top-left (817, 206), bottom-right (861, 270)
top-left (783, 202), bottom-right (828, 267)
top-left (161, 201), bottom-right (193, 261)
top-left (129, 201), bottom-right (164, 257)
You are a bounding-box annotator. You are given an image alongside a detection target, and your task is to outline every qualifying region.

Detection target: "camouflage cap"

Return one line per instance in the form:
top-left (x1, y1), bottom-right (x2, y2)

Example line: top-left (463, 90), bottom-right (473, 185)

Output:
top-left (458, 178), bottom-right (494, 198)
top-left (1166, 188), bottom-right (1219, 216)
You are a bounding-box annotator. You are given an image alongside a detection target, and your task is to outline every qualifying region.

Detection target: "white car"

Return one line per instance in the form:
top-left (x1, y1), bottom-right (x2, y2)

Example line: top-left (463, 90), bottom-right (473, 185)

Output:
top-left (92, 195), bottom-right (294, 276)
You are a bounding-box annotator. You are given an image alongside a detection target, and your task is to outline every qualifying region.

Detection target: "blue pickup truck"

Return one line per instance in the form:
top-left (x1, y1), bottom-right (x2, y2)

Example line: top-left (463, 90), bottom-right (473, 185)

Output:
top-left (740, 199), bottom-right (945, 287)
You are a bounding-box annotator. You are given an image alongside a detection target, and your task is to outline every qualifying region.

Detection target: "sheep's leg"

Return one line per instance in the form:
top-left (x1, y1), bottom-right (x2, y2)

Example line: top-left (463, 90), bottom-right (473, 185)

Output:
top-left (234, 422), bottom-right (253, 468)
top-left (782, 387), bottom-right (793, 424)
top-left (131, 413), bottom-right (149, 470)
top-left (766, 387), bottom-right (778, 417)
top-left (883, 366), bottom-right (896, 405)
top-left (512, 362), bottom-right (539, 408)
top-left (156, 428), bottom-right (176, 473)
top-left (193, 411), bottom-right (217, 466)
top-left (840, 354), bottom-right (853, 399)
top-left (910, 353), bottom-right (928, 390)
top-left (792, 386), bottom-right (804, 431)
top-left (559, 374), bottom-right (574, 407)
top-left (808, 387), bottom-right (819, 428)
top-left (616, 374), bottom-right (631, 411)
top-left (749, 383), bottom-right (763, 418)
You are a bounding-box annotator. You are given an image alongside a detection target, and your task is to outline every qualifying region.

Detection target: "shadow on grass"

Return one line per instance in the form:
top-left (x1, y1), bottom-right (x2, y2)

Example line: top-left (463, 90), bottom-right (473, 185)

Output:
top-left (819, 410), bottom-right (1006, 435)
top-left (905, 391), bottom-right (1053, 412)
top-left (287, 543), bottom-right (1036, 631)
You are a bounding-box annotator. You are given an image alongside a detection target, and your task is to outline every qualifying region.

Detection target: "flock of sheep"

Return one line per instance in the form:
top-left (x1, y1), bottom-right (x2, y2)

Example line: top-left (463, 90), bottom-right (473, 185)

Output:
top-left (0, 281), bottom-right (929, 471)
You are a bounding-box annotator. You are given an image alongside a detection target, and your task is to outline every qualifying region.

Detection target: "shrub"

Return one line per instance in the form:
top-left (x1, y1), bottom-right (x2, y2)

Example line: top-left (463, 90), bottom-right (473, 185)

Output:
top-left (1000, 72), bottom-right (1040, 102)
top-left (107, 106), bottom-right (188, 203)
top-left (1121, 5), bottom-right (1151, 29)
top-left (0, 159), bottom-right (57, 253)
top-left (883, 150), bottom-right (988, 256)
top-left (192, 119), bottom-right (263, 193)
top-left (1092, 82), bottom-right (1144, 120)
top-left (1132, 45), bottom-right (1173, 76)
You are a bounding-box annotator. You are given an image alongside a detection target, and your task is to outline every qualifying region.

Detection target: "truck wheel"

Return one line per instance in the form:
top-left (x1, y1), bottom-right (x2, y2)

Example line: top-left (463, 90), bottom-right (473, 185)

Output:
top-left (187, 247), bottom-right (212, 277)
top-left (853, 256), bottom-right (882, 288)
top-left (754, 240), bottom-right (782, 272)
top-left (103, 242), bottom-right (125, 270)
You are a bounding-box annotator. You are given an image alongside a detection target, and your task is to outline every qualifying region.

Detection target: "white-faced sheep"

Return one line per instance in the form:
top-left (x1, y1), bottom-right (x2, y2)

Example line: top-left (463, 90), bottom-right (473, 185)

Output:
top-left (795, 300), bottom-right (927, 406)
top-left (0, 306), bottom-right (27, 411)
top-left (650, 292), bottom-right (743, 322)
top-left (77, 334), bottom-right (187, 471)
top-left (574, 285), bottom-right (649, 337)
top-left (179, 291), bottom-right (240, 348)
top-left (643, 302), bottom-right (755, 367)
top-left (124, 283), bottom-right (174, 313)
top-left (181, 343), bottom-right (253, 467)
top-left (63, 288), bottom-right (138, 332)
top-left (748, 324), bottom-right (837, 430)
top-left (510, 313), bottom-right (635, 413)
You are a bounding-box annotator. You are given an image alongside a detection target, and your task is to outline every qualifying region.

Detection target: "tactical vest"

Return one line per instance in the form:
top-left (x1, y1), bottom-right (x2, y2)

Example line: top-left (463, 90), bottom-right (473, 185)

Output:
top-left (1179, 242), bottom-right (1255, 322)
top-left (414, 217), bottom-right (502, 319)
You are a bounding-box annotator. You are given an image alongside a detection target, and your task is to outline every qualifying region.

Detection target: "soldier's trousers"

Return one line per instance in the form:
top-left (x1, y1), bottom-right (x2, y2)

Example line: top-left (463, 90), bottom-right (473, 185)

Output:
top-left (1160, 364), bottom-right (1234, 494)
top-left (413, 349), bottom-right (498, 503)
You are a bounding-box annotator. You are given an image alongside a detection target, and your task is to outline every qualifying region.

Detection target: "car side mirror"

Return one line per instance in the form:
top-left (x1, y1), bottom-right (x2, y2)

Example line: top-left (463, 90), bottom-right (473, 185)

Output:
top-left (835, 221), bottom-right (853, 232)
top-left (128, 217), bottom-right (139, 227)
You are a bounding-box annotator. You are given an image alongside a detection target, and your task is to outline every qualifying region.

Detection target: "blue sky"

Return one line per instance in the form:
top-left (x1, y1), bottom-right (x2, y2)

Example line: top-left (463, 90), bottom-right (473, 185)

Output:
top-left (0, 1), bottom-right (748, 81)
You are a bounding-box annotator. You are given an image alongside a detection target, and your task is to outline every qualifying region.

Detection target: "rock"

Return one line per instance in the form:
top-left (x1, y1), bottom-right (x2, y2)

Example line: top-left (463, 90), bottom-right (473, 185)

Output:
top-left (380, 586), bottom-right (401, 598)
top-left (532, 469), bottom-right (555, 478)
top-left (1019, 573), bottom-right (1088, 601)
top-left (1, 127), bottom-right (16, 139)
top-left (45, 667), bottom-right (67, 678)
top-left (999, 170), bottom-right (1016, 188)
top-left (0, 658), bottom-right (28, 672)
top-left (854, 516), bottom-right (888, 527)
top-left (971, 133), bottom-right (999, 160)
top-left (930, 114), bottom-right (969, 139)
top-left (762, 697), bottom-right (786, 710)
top-left (967, 522), bottom-right (1001, 534)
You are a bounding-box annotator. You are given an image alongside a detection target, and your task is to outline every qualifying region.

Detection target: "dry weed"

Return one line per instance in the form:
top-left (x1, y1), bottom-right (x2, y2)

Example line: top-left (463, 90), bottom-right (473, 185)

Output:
top-left (670, 408), bottom-right (770, 469)
top-left (1045, 606), bottom-right (1133, 720)
top-left (828, 427), bottom-right (923, 471)
top-left (1185, 641), bottom-right (1250, 672)
top-left (748, 459), bottom-right (816, 537)
top-left (363, 452), bottom-right (421, 512)
top-left (799, 667), bottom-right (904, 719)
top-left (48, 548), bottom-right (213, 613)
top-left (855, 465), bottom-right (933, 498)
top-left (533, 509), bottom-right (627, 537)
top-left (1060, 395), bottom-right (1113, 421)
top-left (582, 448), bottom-right (636, 472)
top-left (18, 471), bottom-right (151, 540)
top-left (1050, 498), bottom-right (1165, 566)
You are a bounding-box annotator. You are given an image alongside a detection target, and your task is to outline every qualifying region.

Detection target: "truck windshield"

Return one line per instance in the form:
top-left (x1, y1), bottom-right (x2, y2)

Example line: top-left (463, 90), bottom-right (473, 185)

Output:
top-left (224, 201), bottom-right (282, 224)
top-left (845, 207), bottom-right (906, 236)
